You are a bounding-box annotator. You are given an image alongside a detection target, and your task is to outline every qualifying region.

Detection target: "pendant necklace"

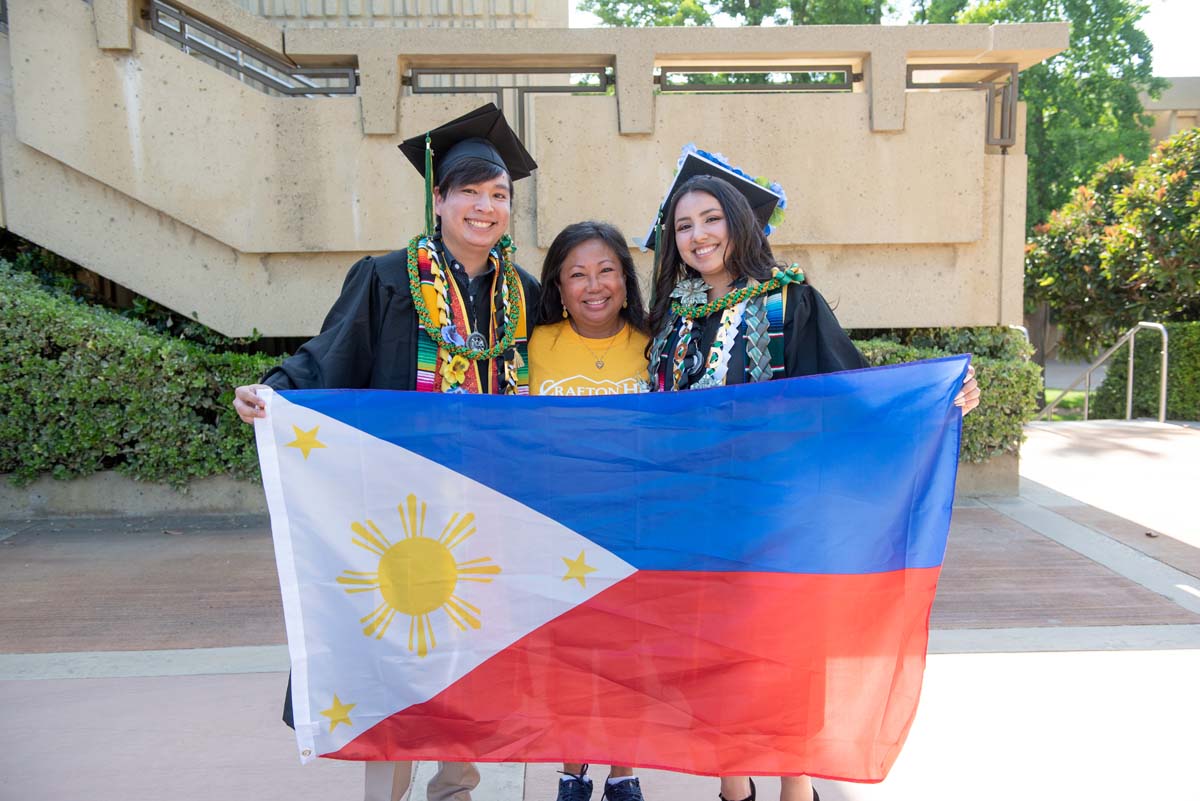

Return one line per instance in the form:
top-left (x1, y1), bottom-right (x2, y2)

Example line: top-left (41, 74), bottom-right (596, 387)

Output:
top-left (465, 331), bottom-right (488, 351)
top-left (574, 326), bottom-right (619, 370)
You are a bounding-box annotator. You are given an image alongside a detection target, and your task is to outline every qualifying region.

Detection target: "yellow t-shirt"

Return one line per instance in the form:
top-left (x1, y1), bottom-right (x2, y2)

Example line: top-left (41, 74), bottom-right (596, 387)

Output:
top-left (528, 320), bottom-right (650, 396)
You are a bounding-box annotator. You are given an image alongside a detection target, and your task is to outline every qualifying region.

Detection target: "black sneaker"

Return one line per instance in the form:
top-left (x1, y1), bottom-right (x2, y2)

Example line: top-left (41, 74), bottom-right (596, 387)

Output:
top-left (556, 768), bottom-right (594, 801)
top-left (602, 778), bottom-right (644, 801)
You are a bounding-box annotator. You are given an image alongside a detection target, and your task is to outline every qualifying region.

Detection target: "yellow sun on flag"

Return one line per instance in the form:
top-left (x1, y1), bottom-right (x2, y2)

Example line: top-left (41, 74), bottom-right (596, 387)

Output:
top-left (336, 494), bottom-right (501, 658)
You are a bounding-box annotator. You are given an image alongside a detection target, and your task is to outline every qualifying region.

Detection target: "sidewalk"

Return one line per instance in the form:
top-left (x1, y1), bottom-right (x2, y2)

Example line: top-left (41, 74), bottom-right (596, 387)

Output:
top-left (2, 422), bottom-right (1198, 800)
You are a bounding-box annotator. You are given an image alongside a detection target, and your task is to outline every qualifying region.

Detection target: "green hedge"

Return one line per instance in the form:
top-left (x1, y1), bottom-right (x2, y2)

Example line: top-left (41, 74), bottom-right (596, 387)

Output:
top-left (1093, 321), bottom-right (1200, 420)
top-left (0, 262), bottom-right (277, 488)
top-left (855, 329), bottom-right (1041, 463)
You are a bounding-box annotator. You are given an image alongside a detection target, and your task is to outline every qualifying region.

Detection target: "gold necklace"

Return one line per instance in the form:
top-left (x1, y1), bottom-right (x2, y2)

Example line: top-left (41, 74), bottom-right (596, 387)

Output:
top-left (571, 323), bottom-right (622, 370)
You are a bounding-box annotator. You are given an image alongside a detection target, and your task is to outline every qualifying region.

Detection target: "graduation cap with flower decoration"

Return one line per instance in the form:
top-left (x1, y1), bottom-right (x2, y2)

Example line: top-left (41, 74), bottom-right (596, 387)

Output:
top-left (399, 103), bottom-right (538, 236)
top-left (639, 145), bottom-right (787, 252)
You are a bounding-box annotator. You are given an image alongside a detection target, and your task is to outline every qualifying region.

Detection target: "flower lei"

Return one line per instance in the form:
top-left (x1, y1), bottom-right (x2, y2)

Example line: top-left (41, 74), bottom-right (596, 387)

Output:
top-left (406, 234), bottom-right (521, 362)
top-left (670, 265), bottom-right (804, 320)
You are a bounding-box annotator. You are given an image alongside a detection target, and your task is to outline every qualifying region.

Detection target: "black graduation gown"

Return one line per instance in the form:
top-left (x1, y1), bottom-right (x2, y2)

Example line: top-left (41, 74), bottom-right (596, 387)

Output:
top-left (659, 282), bottom-right (867, 389)
top-left (263, 248), bottom-right (542, 394)
top-left (265, 247), bottom-right (540, 728)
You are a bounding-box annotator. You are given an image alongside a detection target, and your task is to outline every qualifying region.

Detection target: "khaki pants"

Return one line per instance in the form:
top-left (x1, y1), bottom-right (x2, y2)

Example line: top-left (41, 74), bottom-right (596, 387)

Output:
top-left (363, 761), bottom-right (481, 801)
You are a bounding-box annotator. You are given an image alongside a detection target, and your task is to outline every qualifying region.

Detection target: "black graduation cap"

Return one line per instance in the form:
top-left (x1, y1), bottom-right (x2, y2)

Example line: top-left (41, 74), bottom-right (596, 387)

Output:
top-left (641, 150), bottom-right (784, 251)
top-left (398, 103), bottom-right (537, 185)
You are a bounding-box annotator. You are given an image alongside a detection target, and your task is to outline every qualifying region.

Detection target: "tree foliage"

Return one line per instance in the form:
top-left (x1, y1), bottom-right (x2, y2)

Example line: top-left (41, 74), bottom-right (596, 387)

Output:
top-left (923, 0), bottom-right (1166, 228)
top-left (580, 0), bottom-right (889, 27)
top-left (1025, 128), bottom-right (1200, 359)
top-left (579, 0), bottom-right (711, 26)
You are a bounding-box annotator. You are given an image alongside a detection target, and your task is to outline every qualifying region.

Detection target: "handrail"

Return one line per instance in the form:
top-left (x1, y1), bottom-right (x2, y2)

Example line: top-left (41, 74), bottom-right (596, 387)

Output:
top-left (148, 0), bottom-right (358, 97)
top-left (1008, 324), bottom-right (1030, 342)
top-left (1039, 322), bottom-right (1169, 423)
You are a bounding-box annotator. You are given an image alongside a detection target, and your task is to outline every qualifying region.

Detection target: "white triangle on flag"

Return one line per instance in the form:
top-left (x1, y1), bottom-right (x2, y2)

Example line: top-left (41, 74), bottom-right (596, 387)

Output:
top-left (255, 389), bottom-right (637, 761)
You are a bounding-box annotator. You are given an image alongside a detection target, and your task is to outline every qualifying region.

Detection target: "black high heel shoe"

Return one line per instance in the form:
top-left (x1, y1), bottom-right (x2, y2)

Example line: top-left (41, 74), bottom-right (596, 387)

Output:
top-left (718, 777), bottom-right (755, 801)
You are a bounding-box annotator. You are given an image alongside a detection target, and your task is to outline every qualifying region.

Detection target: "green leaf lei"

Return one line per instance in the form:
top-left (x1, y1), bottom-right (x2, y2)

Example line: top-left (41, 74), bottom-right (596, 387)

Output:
top-left (406, 234), bottom-right (522, 361)
top-left (670, 265), bottom-right (805, 320)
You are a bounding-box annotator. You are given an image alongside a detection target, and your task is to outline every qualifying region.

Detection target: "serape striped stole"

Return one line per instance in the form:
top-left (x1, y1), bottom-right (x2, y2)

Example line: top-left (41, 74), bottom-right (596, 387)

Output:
top-left (413, 243), bottom-right (530, 395)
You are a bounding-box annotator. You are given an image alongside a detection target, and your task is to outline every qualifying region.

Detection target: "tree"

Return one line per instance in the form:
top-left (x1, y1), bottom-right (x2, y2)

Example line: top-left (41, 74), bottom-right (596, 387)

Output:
top-left (1025, 128), bottom-right (1200, 358)
top-left (579, 0), bottom-right (889, 27)
top-left (579, 0), bottom-right (711, 26)
top-left (920, 0), bottom-right (1166, 229)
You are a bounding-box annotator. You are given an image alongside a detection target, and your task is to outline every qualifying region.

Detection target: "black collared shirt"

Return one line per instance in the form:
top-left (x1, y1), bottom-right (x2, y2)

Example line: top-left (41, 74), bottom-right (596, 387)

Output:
top-left (440, 240), bottom-right (498, 328)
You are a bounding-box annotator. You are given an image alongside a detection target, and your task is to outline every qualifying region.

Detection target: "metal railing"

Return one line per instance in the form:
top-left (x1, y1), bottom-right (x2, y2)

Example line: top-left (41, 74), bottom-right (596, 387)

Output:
top-left (1039, 322), bottom-right (1170, 423)
top-left (656, 66), bottom-right (859, 93)
top-left (907, 63), bottom-right (1019, 149)
top-left (148, 0), bottom-right (357, 97)
top-left (406, 68), bottom-right (613, 142)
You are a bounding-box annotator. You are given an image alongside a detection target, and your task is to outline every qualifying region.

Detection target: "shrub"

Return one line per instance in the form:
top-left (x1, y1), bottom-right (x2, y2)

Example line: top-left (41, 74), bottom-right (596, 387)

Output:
top-left (1025, 128), bottom-right (1200, 359)
top-left (854, 329), bottom-right (1041, 463)
top-left (1092, 321), bottom-right (1200, 420)
top-left (852, 326), bottom-right (1032, 361)
top-left (0, 262), bottom-right (277, 488)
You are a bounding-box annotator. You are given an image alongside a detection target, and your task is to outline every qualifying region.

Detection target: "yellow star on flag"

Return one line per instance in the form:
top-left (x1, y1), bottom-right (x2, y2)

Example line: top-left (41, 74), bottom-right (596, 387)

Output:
top-left (286, 425), bottom-right (327, 459)
top-left (562, 550), bottom-right (597, 588)
top-left (320, 694), bottom-right (356, 732)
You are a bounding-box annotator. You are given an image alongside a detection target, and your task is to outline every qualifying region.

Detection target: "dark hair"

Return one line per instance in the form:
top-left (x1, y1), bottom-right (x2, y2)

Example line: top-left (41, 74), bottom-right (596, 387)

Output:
top-left (538, 221), bottom-right (648, 334)
top-left (436, 157), bottom-right (513, 197)
top-left (647, 175), bottom-right (784, 337)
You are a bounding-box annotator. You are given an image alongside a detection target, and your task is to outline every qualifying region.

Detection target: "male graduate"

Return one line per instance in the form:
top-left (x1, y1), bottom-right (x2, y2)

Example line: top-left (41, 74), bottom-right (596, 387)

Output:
top-left (234, 104), bottom-right (541, 801)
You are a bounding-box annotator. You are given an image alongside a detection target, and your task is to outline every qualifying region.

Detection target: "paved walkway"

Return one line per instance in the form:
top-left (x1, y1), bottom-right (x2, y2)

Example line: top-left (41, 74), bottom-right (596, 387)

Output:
top-left (2, 421), bottom-right (1198, 800)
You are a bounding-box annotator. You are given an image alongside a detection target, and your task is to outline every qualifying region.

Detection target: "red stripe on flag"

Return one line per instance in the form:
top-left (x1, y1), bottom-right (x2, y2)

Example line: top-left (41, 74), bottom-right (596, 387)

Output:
top-left (326, 567), bottom-right (940, 782)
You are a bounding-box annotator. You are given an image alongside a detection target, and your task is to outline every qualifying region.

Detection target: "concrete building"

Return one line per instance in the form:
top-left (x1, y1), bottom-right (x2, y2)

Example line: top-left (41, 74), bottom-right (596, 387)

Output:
top-left (0, 0), bottom-right (1066, 339)
top-left (1145, 77), bottom-right (1200, 144)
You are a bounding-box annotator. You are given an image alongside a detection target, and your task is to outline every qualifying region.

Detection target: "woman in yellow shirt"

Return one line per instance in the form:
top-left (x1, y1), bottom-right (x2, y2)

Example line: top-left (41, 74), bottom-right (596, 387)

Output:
top-left (530, 221), bottom-right (650, 400)
top-left (528, 220), bottom-right (649, 801)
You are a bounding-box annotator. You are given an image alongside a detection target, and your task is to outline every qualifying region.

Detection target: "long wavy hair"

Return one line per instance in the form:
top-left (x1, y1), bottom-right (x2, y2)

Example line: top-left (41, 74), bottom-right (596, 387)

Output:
top-left (647, 175), bottom-right (785, 337)
top-left (537, 221), bottom-right (648, 334)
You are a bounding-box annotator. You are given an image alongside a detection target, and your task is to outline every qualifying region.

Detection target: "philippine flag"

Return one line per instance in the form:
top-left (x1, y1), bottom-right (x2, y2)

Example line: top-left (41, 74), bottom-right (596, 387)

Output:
top-left (254, 356), bottom-right (967, 782)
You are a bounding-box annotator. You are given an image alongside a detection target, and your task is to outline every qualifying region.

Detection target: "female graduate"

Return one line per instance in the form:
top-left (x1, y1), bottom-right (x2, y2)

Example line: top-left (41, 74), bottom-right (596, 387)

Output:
top-left (232, 104), bottom-right (540, 801)
top-left (527, 220), bottom-right (650, 801)
top-left (643, 148), bottom-right (980, 801)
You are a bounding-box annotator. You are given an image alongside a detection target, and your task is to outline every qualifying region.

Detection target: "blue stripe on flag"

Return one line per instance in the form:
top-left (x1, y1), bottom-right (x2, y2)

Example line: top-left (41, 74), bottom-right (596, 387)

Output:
top-left (280, 356), bottom-right (967, 575)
